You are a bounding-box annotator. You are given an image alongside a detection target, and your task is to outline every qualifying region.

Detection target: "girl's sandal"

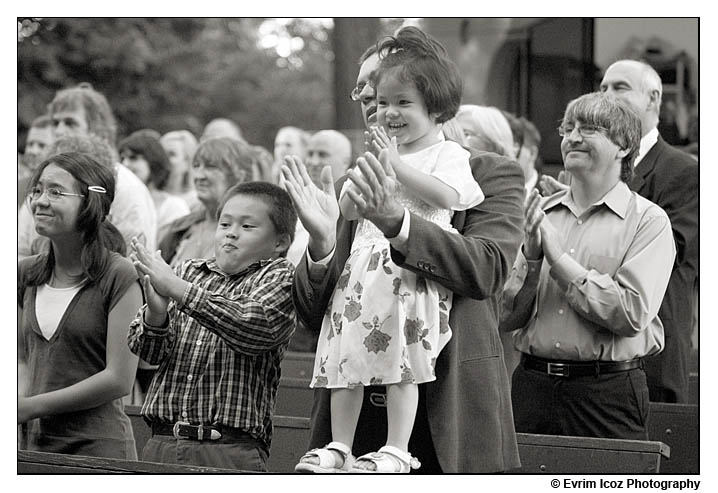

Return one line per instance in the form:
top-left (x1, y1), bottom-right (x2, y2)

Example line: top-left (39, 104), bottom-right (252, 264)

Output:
top-left (294, 441), bottom-right (355, 473)
top-left (350, 445), bottom-right (421, 473)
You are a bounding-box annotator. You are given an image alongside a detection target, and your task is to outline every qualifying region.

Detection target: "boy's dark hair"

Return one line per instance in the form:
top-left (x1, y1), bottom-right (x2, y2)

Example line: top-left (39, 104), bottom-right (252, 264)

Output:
top-left (216, 181), bottom-right (298, 257)
top-left (118, 131), bottom-right (172, 189)
top-left (373, 26), bottom-right (463, 124)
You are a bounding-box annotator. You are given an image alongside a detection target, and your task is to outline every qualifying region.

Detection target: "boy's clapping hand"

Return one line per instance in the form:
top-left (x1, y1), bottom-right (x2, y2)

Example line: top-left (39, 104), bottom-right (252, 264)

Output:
top-left (130, 238), bottom-right (188, 317)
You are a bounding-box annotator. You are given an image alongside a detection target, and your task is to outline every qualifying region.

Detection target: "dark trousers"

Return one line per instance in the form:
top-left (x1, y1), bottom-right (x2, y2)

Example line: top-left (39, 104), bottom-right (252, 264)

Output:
top-left (511, 363), bottom-right (650, 441)
top-left (142, 433), bottom-right (269, 471)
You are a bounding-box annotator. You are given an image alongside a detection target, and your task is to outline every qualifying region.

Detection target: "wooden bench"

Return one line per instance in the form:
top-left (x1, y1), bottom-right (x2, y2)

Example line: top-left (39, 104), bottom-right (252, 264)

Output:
top-left (513, 433), bottom-right (669, 474)
top-left (281, 351), bottom-right (315, 379)
top-left (266, 417), bottom-right (671, 474)
top-left (647, 402), bottom-right (699, 474)
top-left (688, 372), bottom-right (698, 405)
top-left (276, 377), bottom-right (313, 417)
top-left (18, 450), bottom-right (241, 474)
top-left (70, 407), bottom-right (673, 474)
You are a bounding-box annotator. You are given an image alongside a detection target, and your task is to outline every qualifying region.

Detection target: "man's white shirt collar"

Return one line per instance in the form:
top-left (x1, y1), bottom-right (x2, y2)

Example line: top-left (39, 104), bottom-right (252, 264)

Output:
top-left (634, 127), bottom-right (659, 167)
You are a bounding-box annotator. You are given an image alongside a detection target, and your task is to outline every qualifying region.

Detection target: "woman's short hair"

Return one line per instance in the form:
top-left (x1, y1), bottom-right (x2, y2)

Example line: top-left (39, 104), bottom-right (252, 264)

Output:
top-left (118, 131), bottom-right (172, 189)
top-left (192, 137), bottom-right (257, 188)
top-left (456, 105), bottom-right (516, 158)
top-left (216, 181), bottom-right (298, 257)
top-left (441, 117), bottom-right (466, 146)
top-left (48, 83), bottom-right (118, 148)
top-left (25, 152), bottom-right (124, 286)
top-left (562, 91), bottom-right (641, 183)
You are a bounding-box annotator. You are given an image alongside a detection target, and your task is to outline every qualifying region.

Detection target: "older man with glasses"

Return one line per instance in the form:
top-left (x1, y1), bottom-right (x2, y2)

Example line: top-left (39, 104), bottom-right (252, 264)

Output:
top-left (501, 91), bottom-right (676, 440)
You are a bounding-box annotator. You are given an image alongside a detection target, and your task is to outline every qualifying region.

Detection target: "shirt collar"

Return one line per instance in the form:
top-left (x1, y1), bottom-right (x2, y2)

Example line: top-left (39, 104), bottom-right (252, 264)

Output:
top-left (634, 127), bottom-right (659, 167)
top-left (190, 257), bottom-right (281, 277)
top-left (546, 181), bottom-right (632, 219)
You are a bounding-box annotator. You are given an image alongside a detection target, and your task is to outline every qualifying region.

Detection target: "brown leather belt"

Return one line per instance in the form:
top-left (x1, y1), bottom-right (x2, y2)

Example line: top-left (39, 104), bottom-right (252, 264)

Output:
top-left (523, 354), bottom-right (642, 378)
top-left (150, 421), bottom-right (251, 442)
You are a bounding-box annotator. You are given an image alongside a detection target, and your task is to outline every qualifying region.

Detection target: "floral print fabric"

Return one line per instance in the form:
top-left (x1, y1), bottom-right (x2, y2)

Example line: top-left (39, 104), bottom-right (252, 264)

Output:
top-left (310, 139), bottom-right (482, 389)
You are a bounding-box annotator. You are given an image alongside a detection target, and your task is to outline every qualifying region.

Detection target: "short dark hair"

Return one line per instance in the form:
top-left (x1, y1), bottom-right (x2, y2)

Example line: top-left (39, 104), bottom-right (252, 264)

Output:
top-left (562, 92), bottom-right (641, 182)
top-left (216, 181), bottom-right (297, 257)
top-left (520, 117), bottom-right (541, 149)
top-left (118, 131), bottom-right (172, 189)
top-left (501, 110), bottom-right (524, 149)
top-left (373, 26), bottom-right (463, 124)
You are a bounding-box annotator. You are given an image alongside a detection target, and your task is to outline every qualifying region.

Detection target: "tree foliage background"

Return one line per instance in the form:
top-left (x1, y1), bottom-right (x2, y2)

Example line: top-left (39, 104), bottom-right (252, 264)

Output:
top-left (18, 17), bottom-right (372, 151)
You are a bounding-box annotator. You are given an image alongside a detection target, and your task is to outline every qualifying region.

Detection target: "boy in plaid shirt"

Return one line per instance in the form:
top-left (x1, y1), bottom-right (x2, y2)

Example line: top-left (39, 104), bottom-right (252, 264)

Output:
top-left (128, 182), bottom-right (297, 471)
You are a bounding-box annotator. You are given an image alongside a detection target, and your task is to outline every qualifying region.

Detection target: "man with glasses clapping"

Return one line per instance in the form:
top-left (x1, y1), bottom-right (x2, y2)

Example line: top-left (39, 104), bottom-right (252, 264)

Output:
top-left (501, 91), bottom-right (676, 440)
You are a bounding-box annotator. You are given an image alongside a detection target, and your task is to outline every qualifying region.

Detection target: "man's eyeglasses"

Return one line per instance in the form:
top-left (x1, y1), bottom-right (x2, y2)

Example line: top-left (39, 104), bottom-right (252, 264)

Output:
top-left (558, 123), bottom-right (608, 138)
top-left (28, 186), bottom-right (85, 202)
top-left (350, 82), bottom-right (372, 102)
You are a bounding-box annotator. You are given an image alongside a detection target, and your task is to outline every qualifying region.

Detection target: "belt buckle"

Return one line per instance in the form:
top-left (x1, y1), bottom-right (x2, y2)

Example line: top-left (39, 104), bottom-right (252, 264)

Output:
top-left (547, 362), bottom-right (568, 377)
top-left (173, 421), bottom-right (191, 440)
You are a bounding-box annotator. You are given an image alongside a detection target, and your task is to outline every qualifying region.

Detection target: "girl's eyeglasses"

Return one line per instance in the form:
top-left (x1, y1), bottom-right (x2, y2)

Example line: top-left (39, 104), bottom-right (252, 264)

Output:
top-left (28, 186), bottom-right (85, 202)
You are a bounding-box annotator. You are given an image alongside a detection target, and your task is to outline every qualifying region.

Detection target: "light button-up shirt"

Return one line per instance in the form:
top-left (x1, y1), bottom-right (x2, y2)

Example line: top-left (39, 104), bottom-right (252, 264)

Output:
top-left (502, 181), bottom-right (675, 361)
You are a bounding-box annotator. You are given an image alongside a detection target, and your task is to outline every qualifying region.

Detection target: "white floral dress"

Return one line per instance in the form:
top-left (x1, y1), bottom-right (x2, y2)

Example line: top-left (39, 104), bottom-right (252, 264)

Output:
top-left (311, 138), bottom-right (484, 389)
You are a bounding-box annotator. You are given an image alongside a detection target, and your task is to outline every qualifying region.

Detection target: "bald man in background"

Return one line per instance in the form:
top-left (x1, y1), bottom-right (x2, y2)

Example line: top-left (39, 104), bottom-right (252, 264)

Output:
top-left (286, 129), bottom-right (352, 269)
top-left (304, 130), bottom-right (352, 187)
top-left (201, 117), bottom-right (244, 142)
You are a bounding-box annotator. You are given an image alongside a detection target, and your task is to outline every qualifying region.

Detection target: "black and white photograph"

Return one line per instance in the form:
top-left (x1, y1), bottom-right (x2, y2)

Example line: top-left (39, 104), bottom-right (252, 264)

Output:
top-left (13, 11), bottom-right (706, 488)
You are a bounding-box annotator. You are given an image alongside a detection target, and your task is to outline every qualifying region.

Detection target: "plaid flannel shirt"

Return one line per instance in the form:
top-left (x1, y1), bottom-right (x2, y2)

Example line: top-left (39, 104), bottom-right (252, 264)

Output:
top-left (127, 257), bottom-right (295, 447)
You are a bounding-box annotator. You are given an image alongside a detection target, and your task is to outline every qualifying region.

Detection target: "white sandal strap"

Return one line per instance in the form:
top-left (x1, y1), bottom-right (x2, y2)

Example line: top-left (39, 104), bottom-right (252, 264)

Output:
top-left (298, 441), bottom-right (353, 470)
top-left (325, 441), bottom-right (352, 458)
top-left (377, 446), bottom-right (421, 470)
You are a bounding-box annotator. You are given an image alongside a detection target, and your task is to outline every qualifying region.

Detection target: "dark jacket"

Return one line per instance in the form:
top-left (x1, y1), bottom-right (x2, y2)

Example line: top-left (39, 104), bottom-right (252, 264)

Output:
top-left (630, 136), bottom-right (699, 403)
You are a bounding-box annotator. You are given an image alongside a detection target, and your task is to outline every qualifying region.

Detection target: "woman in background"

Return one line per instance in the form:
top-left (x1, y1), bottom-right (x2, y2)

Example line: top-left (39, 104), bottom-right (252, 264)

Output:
top-left (159, 130), bottom-right (200, 209)
top-left (456, 104), bottom-right (516, 158)
top-left (119, 132), bottom-right (191, 243)
top-left (159, 137), bottom-right (259, 266)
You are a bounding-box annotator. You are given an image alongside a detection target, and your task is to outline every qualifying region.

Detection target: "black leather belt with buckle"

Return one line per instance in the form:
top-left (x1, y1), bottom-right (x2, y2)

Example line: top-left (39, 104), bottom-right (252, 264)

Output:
top-left (151, 421), bottom-right (222, 441)
top-left (523, 354), bottom-right (642, 378)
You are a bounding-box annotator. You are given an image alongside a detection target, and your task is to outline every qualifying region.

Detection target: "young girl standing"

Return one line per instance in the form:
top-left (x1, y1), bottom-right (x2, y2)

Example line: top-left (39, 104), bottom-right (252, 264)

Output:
top-left (295, 27), bottom-right (484, 473)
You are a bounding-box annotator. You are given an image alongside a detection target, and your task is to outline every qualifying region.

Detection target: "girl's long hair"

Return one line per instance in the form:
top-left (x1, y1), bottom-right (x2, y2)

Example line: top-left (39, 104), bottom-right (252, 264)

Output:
top-left (23, 152), bottom-right (124, 287)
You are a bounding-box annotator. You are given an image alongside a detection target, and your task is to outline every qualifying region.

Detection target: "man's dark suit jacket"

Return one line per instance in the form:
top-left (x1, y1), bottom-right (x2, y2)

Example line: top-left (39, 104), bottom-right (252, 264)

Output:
top-left (630, 136), bottom-right (698, 403)
top-left (292, 150), bottom-right (525, 472)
